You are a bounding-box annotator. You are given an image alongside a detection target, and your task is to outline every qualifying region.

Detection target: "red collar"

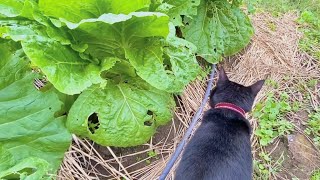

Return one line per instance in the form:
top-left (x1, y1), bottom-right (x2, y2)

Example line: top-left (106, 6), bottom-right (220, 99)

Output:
top-left (214, 102), bottom-right (246, 118)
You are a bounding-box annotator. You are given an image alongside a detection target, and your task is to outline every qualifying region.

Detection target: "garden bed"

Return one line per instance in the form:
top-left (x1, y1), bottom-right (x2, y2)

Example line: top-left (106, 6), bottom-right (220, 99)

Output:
top-left (58, 12), bottom-right (320, 180)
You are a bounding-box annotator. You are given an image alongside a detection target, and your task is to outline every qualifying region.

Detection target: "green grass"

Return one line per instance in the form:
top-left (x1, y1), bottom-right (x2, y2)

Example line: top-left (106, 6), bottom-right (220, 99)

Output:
top-left (254, 0), bottom-right (320, 59)
top-left (311, 169), bottom-right (320, 180)
top-left (297, 10), bottom-right (320, 59)
top-left (305, 109), bottom-right (320, 147)
top-left (255, 0), bottom-right (320, 15)
top-left (254, 151), bottom-right (285, 179)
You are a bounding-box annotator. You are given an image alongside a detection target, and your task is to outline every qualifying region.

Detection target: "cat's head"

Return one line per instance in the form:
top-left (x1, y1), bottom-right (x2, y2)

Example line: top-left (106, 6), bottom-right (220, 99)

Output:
top-left (209, 67), bottom-right (265, 112)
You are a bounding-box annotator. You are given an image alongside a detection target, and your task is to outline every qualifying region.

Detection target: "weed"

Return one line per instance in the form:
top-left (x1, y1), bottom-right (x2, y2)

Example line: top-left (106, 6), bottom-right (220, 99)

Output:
top-left (136, 156), bottom-right (142, 162)
top-left (292, 101), bottom-right (300, 112)
top-left (305, 109), bottom-right (320, 147)
top-left (145, 150), bottom-right (159, 164)
top-left (253, 92), bottom-right (294, 146)
top-left (254, 160), bottom-right (269, 180)
top-left (297, 10), bottom-right (320, 59)
top-left (307, 79), bottom-right (318, 88)
top-left (254, 151), bottom-right (285, 179)
top-left (255, 0), bottom-right (320, 59)
top-left (267, 21), bottom-right (277, 31)
top-left (147, 150), bottom-right (158, 159)
top-left (256, 0), bottom-right (320, 15)
top-left (311, 169), bottom-right (320, 180)
top-left (265, 79), bottom-right (279, 89)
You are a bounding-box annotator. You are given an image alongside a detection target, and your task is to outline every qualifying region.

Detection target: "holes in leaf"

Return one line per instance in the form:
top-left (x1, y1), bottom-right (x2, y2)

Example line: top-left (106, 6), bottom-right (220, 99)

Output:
top-left (2, 168), bottom-right (35, 179)
top-left (144, 110), bottom-right (154, 126)
top-left (163, 54), bottom-right (173, 74)
top-left (175, 27), bottom-right (183, 38)
top-left (144, 120), bottom-right (153, 126)
top-left (164, 65), bottom-right (172, 72)
top-left (191, 0), bottom-right (195, 3)
top-left (214, 48), bottom-right (217, 52)
top-left (33, 78), bottom-right (47, 90)
top-left (147, 110), bottom-right (153, 116)
top-left (88, 113), bottom-right (100, 134)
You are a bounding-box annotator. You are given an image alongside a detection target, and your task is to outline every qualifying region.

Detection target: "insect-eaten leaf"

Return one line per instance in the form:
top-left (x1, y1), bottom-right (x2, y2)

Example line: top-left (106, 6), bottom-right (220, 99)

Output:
top-left (0, 40), bottom-right (71, 178)
top-left (66, 77), bottom-right (175, 147)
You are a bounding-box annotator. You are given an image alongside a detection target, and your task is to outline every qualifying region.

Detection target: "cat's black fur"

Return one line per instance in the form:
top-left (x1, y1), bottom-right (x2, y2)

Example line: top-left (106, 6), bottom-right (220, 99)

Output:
top-left (175, 68), bottom-right (265, 180)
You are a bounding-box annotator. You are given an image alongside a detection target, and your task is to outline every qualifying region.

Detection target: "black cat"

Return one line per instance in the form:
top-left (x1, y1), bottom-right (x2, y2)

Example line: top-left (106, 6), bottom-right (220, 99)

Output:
top-left (175, 68), bottom-right (264, 180)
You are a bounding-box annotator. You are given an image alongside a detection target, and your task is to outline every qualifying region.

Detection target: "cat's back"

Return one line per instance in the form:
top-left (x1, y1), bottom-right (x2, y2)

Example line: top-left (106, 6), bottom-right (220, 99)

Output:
top-left (175, 109), bottom-right (252, 180)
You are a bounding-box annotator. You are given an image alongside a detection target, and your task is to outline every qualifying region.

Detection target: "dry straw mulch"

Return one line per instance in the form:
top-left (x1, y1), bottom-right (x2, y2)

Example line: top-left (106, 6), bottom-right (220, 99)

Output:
top-left (57, 12), bottom-right (320, 180)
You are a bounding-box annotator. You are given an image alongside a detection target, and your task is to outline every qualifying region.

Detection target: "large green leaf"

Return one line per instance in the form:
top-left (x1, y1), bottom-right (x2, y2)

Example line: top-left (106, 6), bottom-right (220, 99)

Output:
top-left (159, 0), bottom-right (201, 26)
top-left (64, 14), bottom-right (200, 92)
top-left (66, 78), bottom-right (175, 147)
top-left (126, 23), bottom-right (201, 92)
top-left (62, 12), bottom-right (169, 59)
top-left (0, 0), bottom-right (48, 25)
top-left (1, 3), bottom-right (201, 93)
top-left (21, 38), bottom-right (118, 95)
top-left (181, 0), bottom-right (254, 63)
top-left (0, 147), bottom-right (51, 180)
top-left (39, 0), bottom-right (151, 23)
top-left (0, 21), bottom-right (48, 42)
top-left (0, 0), bottom-right (34, 19)
top-left (0, 0), bottom-right (253, 151)
top-left (0, 19), bottom-right (114, 95)
top-left (0, 41), bottom-right (71, 176)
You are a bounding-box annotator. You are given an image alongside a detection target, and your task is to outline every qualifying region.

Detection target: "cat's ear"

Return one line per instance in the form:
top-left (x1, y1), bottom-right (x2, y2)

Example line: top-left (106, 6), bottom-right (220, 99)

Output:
top-left (218, 67), bottom-right (228, 84)
top-left (249, 80), bottom-right (265, 96)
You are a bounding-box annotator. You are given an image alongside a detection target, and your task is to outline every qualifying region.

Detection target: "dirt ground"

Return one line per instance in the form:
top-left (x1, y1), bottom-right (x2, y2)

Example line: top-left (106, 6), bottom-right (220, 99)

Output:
top-left (88, 118), bottom-right (180, 179)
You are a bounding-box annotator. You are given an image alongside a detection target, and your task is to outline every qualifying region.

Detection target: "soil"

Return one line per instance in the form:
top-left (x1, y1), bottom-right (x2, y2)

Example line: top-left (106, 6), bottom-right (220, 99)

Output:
top-left (91, 116), bottom-right (182, 179)
top-left (266, 133), bottom-right (320, 179)
top-left (292, 110), bottom-right (310, 128)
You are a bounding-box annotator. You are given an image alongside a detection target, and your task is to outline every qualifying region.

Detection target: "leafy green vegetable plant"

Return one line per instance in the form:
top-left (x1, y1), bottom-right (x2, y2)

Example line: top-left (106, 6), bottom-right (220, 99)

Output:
top-left (253, 92), bottom-right (294, 146)
top-left (0, 0), bottom-right (253, 177)
top-left (0, 41), bottom-right (71, 179)
top-left (181, 0), bottom-right (253, 62)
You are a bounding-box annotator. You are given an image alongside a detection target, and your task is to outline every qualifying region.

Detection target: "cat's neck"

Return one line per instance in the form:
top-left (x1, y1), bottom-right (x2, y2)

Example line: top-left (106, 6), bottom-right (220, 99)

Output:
top-left (214, 102), bottom-right (246, 118)
top-left (203, 108), bottom-right (252, 135)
